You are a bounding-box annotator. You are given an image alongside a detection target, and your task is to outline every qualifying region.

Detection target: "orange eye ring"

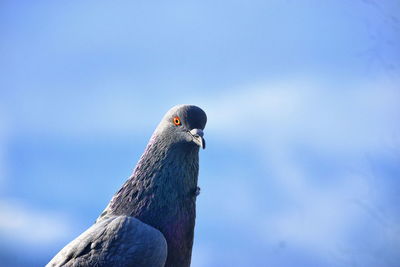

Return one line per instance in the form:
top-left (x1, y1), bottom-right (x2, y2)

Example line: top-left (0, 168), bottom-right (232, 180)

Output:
top-left (173, 116), bottom-right (181, 126)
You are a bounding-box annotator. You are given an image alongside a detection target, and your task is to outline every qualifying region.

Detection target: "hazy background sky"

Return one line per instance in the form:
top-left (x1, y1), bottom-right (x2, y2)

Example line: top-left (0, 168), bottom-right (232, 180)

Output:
top-left (1, 1), bottom-right (399, 266)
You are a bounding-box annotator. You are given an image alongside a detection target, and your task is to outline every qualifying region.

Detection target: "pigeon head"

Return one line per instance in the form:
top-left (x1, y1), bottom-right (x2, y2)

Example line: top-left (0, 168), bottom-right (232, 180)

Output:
top-left (155, 105), bottom-right (207, 149)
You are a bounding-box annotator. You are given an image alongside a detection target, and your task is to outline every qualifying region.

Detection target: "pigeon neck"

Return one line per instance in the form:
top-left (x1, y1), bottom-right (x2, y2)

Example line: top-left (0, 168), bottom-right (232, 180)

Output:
top-left (102, 133), bottom-right (200, 267)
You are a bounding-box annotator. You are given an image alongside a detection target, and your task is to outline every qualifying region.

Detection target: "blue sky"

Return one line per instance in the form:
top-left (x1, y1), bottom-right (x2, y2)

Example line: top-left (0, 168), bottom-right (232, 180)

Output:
top-left (0, 1), bottom-right (399, 266)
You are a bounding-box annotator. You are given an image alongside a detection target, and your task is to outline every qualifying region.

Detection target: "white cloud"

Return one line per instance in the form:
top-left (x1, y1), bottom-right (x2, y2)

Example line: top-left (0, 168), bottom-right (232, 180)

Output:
top-left (259, 174), bottom-right (369, 249)
top-left (197, 77), bottom-right (400, 265)
top-left (0, 199), bottom-right (74, 245)
top-left (200, 153), bottom-right (398, 265)
top-left (204, 77), bottom-right (400, 153)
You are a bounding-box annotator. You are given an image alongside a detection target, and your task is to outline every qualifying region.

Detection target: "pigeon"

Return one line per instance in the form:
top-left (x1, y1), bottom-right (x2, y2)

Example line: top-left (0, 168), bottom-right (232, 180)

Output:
top-left (47, 104), bottom-right (207, 267)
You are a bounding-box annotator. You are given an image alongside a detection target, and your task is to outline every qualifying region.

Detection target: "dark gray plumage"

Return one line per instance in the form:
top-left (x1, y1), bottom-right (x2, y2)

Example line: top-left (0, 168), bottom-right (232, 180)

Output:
top-left (47, 105), bottom-right (207, 267)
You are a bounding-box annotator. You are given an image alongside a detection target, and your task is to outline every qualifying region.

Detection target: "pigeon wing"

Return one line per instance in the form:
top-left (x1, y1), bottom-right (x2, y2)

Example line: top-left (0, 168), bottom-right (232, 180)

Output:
top-left (47, 216), bottom-right (167, 267)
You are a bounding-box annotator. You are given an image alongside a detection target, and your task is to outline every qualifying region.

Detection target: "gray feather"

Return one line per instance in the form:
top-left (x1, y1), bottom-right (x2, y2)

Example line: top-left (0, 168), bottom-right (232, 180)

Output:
top-left (47, 216), bottom-right (167, 267)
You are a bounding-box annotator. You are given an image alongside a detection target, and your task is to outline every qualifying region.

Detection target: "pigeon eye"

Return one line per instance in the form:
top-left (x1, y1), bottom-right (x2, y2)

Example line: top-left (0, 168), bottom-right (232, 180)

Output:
top-left (173, 116), bottom-right (181, 126)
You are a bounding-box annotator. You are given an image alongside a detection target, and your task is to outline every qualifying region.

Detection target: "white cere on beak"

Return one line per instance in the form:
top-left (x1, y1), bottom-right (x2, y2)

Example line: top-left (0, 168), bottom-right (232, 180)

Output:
top-left (189, 129), bottom-right (204, 138)
top-left (189, 129), bottom-right (205, 149)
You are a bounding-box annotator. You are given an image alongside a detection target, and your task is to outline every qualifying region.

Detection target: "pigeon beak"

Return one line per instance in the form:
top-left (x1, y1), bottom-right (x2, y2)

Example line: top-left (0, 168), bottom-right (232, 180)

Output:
top-left (189, 129), bottom-right (206, 149)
